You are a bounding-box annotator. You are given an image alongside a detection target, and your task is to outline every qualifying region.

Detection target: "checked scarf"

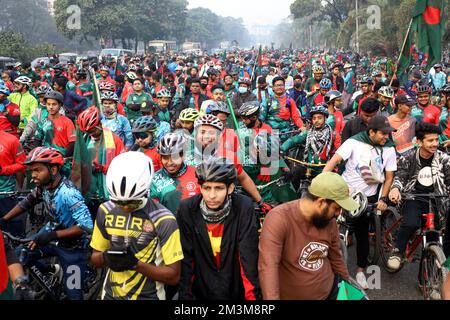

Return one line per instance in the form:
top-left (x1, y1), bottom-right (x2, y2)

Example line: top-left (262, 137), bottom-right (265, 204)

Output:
top-left (305, 124), bottom-right (333, 161)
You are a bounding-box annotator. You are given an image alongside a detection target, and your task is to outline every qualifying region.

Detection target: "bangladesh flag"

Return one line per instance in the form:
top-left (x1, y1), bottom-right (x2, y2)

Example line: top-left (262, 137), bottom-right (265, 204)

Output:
top-left (397, 0), bottom-right (444, 82)
top-left (70, 127), bottom-right (96, 203)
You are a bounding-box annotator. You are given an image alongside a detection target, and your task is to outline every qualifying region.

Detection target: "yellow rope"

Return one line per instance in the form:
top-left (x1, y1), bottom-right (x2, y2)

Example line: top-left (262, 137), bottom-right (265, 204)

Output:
top-left (285, 157), bottom-right (327, 167)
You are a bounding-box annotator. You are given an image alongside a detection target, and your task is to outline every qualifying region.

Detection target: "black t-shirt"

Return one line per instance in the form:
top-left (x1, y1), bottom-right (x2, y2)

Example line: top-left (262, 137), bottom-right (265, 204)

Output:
top-left (415, 155), bottom-right (434, 193)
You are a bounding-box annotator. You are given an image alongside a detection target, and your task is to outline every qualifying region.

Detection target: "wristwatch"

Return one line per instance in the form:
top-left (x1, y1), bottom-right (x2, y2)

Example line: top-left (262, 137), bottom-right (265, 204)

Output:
top-left (379, 196), bottom-right (388, 203)
top-left (13, 275), bottom-right (29, 290)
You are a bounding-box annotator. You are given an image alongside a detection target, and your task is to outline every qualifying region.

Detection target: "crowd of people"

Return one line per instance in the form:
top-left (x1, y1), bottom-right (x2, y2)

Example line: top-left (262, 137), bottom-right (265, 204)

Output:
top-left (1, 47), bottom-right (450, 300)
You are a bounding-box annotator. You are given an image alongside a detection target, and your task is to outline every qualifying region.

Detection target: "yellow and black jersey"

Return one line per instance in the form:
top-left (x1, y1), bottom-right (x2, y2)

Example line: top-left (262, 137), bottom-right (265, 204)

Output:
top-left (90, 199), bottom-right (183, 300)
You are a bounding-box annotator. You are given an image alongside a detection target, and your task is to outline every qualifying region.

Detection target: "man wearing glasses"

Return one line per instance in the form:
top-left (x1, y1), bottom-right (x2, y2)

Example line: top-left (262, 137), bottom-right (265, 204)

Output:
top-left (130, 116), bottom-right (163, 172)
top-left (90, 151), bottom-right (183, 300)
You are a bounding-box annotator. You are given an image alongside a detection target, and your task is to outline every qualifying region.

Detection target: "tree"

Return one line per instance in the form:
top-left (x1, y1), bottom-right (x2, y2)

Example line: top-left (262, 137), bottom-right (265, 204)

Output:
top-left (184, 8), bottom-right (222, 49)
top-left (0, 30), bottom-right (56, 61)
top-left (55, 0), bottom-right (188, 51)
top-left (0, 0), bottom-right (67, 47)
top-left (219, 16), bottom-right (250, 47)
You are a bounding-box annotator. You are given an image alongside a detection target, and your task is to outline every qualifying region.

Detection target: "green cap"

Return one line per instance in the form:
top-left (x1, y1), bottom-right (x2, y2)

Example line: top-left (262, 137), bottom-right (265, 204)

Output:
top-left (308, 172), bottom-right (359, 212)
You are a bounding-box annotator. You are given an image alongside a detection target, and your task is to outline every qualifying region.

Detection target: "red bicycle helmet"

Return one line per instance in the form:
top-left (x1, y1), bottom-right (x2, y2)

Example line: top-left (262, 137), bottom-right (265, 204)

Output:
top-left (77, 106), bottom-right (101, 132)
top-left (24, 147), bottom-right (64, 165)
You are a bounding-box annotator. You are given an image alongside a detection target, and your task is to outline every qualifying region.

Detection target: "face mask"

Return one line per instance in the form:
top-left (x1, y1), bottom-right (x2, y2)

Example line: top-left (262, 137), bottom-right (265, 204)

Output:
top-left (238, 87), bottom-right (248, 94)
top-left (200, 83), bottom-right (208, 89)
top-left (294, 83), bottom-right (302, 89)
top-left (103, 108), bottom-right (116, 119)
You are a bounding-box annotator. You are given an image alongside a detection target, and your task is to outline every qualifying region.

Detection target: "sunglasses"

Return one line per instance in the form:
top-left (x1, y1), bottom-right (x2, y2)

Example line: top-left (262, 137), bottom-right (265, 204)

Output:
top-left (133, 132), bottom-right (150, 140)
top-left (112, 199), bottom-right (143, 209)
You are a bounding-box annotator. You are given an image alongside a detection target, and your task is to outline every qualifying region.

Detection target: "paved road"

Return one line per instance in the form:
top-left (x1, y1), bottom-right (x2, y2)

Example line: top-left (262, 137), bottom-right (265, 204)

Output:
top-left (346, 244), bottom-right (423, 300)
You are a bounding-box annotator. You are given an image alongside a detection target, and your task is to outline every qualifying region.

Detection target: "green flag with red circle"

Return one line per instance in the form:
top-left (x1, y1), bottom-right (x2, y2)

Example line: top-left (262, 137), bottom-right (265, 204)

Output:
top-left (397, 0), bottom-right (444, 82)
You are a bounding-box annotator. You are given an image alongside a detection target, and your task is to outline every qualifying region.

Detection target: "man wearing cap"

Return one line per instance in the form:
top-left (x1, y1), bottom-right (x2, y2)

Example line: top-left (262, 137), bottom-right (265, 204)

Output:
top-left (259, 172), bottom-right (356, 300)
top-left (324, 115), bottom-right (397, 289)
top-left (388, 94), bottom-right (417, 154)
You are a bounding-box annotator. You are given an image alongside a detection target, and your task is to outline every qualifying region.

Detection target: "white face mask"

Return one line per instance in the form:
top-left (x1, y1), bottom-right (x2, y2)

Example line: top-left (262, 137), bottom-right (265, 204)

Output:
top-left (238, 87), bottom-right (248, 94)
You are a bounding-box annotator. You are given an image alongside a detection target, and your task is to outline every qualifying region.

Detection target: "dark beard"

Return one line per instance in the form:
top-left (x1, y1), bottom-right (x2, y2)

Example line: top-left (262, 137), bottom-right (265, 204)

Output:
top-left (312, 207), bottom-right (332, 229)
top-left (245, 119), bottom-right (257, 128)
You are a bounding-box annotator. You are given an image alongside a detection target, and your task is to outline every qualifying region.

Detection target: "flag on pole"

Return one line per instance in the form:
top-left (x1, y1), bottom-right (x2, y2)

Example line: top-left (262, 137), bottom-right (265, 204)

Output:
top-left (258, 45), bottom-right (262, 68)
top-left (337, 280), bottom-right (367, 300)
top-left (90, 68), bottom-right (103, 114)
top-left (70, 127), bottom-right (96, 202)
top-left (397, 0), bottom-right (444, 79)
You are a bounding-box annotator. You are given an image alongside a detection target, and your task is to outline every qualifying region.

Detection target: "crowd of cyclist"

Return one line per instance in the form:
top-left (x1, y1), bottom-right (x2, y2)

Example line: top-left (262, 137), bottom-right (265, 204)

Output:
top-left (1, 47), bottom-right (450, 300)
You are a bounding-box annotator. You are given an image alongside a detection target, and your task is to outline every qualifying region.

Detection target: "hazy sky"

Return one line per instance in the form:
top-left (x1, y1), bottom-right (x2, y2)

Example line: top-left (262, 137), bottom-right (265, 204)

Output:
top-left (187, 0), bottom-right (294, 27)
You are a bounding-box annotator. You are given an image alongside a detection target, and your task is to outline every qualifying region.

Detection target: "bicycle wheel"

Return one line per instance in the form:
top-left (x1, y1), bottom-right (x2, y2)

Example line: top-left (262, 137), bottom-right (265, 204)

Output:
top-left (421, 245), bottom-right (449, 300)
top-left (379, 207), bottom-right (402, 273)
top-left (84, 265), bottom-right (106, 300)
top-left (367, 211), bottom-right (381, 265)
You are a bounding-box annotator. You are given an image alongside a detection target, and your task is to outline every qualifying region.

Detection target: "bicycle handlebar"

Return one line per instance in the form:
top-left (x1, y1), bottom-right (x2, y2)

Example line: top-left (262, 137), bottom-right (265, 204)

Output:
top-left (0, 190), bottom-right (32, 196)
top-left (283, 156), bottom-right (327, 167)
top-left (2, 231), bottom-right (34, 244)
top-left (402, 193), bottom-right (449, 200)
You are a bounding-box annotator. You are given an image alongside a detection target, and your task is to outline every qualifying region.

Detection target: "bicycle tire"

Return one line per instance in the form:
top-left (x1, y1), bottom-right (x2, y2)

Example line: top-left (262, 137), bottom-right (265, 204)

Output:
top-left (379, 206), bottom-right (403, 273)
top-left (421, 244), bottom-right (449, 300)
top-left (84, 266), bottom-right (106, 300)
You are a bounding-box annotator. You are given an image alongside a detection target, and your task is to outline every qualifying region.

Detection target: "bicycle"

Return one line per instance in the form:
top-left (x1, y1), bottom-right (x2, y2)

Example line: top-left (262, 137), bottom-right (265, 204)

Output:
top-left (378, 193), bottom-right (449, 300)
top-left (282, 155), bottom-right (327, 198)
top-left (2, 230), bottom-right (105, 300)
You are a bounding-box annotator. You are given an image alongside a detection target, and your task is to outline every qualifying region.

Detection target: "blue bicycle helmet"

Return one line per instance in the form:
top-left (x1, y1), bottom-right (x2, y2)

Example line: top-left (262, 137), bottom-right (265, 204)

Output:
top-left (132, 116), bottom-right (158, 133)
top-left (319, 78), bottom-right (332, 89)
top-left (309, 104), bottom-right (329, 118)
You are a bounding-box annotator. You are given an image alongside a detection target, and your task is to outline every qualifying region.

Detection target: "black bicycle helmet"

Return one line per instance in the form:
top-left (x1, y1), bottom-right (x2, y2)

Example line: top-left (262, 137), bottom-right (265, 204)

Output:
top-left (360, 76), bottom-right (373, 84)
top-left (132, 116), bottom-right (158, 133)
top-left (196, 158), bottom-right (237, 186)
top-left (43, 90), bottom-right (64, 104)
top-left (157, 132), bottom-right (186, 156)
top-left (239, 101), bottom-right (260, 117)
top-left (35, 84), bottom-right (52, 96)
top-left (441, 84), bottom-right (450, 95)
top-left (417, 84), bottom-right (431, 94)
top-left (207, 101), bottom-right (230, 115)
top-left (324, 90), bottom-right (342, 104)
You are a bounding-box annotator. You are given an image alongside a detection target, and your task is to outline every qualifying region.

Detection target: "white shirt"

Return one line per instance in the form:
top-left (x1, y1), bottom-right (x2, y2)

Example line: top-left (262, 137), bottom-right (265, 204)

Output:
top-left (337, 138), bottom-right (397, 196)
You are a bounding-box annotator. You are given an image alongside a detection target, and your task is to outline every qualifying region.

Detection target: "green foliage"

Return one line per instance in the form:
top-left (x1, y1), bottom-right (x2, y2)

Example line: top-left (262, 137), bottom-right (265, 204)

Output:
top-left (0, 0), bottom-right (67, 47)
top-left (0, 30), bottom-right (57, 61)
top-left (54, 1), bottom-right (248, 50)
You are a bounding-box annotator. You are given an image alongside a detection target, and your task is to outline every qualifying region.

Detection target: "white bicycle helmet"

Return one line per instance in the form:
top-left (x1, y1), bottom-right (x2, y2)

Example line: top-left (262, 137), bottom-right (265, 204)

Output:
top-left (344, 191), bottom-right (368, 220)
top-left (194, 114), bottom-right (224, 131)
top-left (106, 152), bottom-right (154, 201)
top-left (14, 76), bottom-right (32, 87)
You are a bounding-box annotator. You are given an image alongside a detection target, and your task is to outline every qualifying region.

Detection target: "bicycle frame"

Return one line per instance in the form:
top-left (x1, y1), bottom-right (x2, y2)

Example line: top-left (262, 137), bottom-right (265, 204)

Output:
top-left (384, 208), bottom-right (444, 263)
